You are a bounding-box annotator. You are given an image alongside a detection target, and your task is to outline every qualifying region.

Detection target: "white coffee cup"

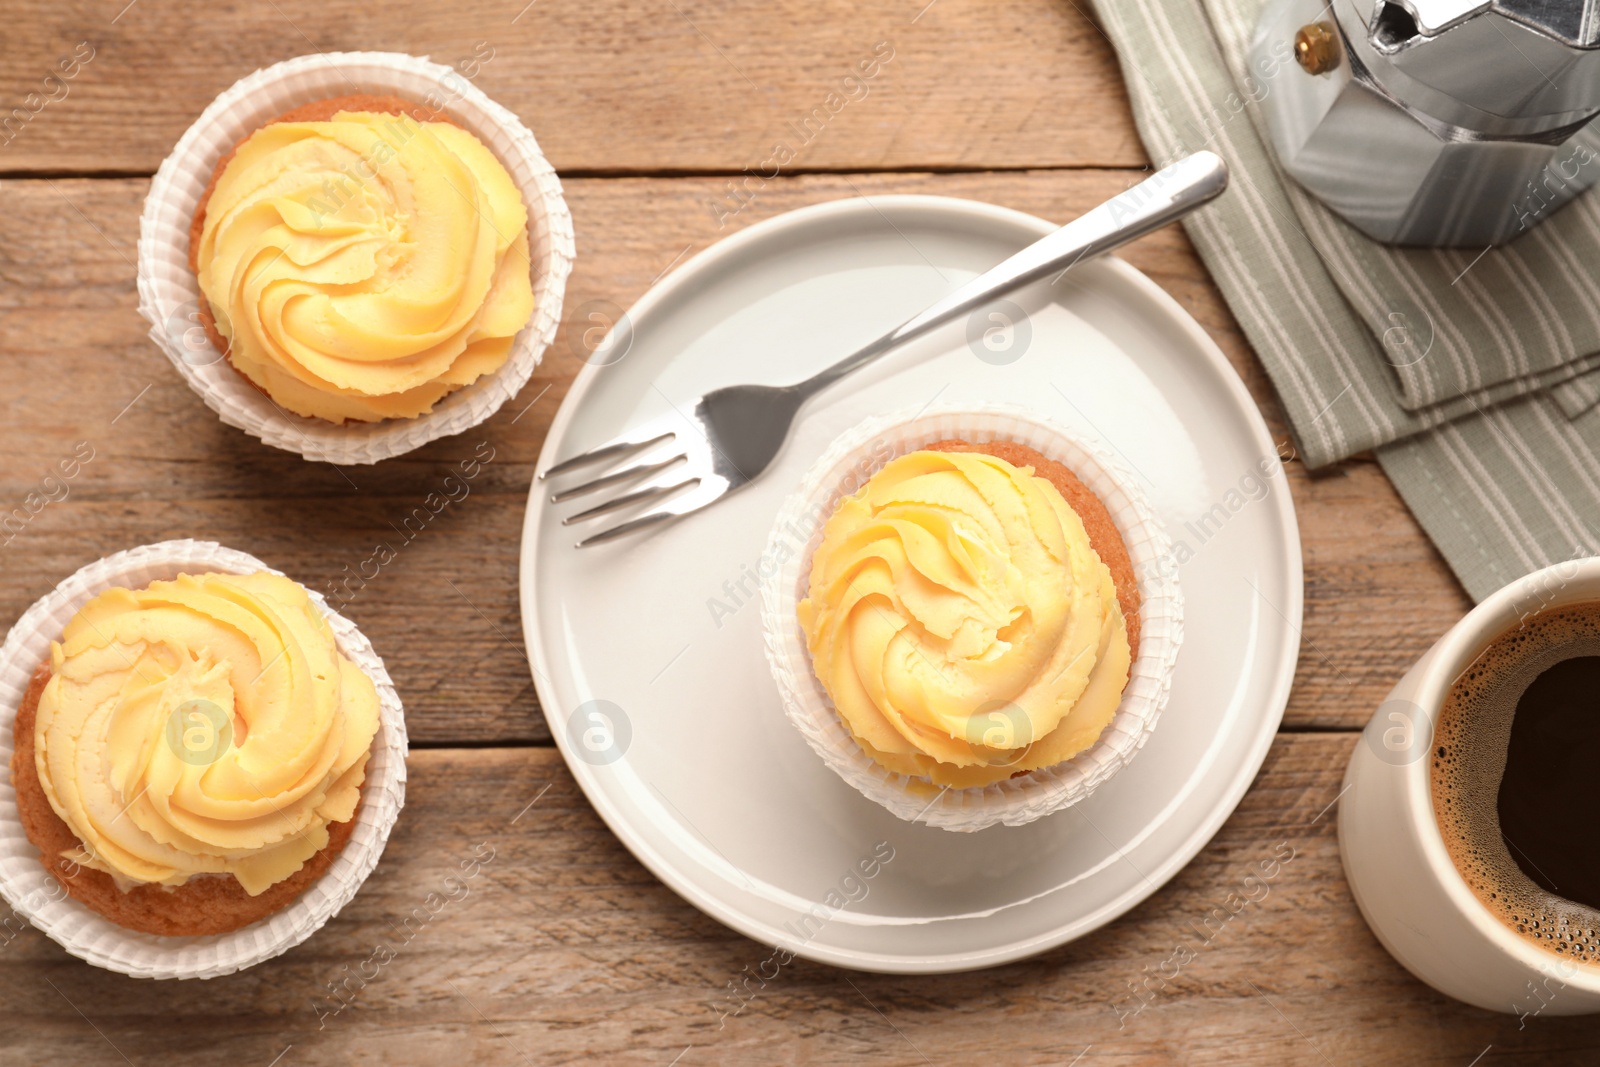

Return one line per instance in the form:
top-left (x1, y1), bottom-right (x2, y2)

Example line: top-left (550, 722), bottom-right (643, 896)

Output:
top-left (1339, 556), bottom-right (1600, 1016)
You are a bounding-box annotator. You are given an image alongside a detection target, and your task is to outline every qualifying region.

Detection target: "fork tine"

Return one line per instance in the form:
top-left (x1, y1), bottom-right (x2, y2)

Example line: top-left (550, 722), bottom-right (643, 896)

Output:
top-left (561, 477), bottom-right (701, 525)
top-left (575, 508), bottom-right (684, 547)
top-left (540, 431), bottom-right (676, 480)
top-left (575, 480), bottom-right (729, 546)
top-left (548, 454), bottom-right (687, 503)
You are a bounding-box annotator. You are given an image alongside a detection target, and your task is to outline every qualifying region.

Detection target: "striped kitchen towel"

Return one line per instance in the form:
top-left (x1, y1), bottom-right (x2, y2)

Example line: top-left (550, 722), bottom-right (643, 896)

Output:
top-left (1090, 0), bottom-right (1600, 600)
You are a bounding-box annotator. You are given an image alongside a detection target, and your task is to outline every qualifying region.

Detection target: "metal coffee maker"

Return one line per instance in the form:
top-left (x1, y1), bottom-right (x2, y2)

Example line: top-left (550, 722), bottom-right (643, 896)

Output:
top-left (1251, 0), bottom-right (1600, 246)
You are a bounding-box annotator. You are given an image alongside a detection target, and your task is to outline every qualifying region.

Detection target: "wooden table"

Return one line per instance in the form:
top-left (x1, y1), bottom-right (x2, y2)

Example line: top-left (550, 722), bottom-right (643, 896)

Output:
top-left (2, 1), bottom-right (1594, 1063)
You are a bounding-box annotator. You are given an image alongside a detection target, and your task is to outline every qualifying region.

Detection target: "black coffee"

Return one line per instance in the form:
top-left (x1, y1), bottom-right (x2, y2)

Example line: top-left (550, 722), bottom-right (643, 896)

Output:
top-left (1432, 602), bottom-right (1600, 959)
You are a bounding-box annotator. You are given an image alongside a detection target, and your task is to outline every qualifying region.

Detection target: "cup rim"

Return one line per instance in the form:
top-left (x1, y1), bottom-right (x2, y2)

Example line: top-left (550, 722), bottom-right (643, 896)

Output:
top-left (1401, 554), bottom-right (1600, 988)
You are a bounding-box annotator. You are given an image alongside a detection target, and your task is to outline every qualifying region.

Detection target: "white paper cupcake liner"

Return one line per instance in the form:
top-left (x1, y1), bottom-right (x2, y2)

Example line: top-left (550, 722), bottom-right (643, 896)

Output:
top-left (136, 51), bottom-right (575, 465)
top-left (0, 540), bottom-right (408, 979)
top-left (760, 404), bottom-right (1183, 832)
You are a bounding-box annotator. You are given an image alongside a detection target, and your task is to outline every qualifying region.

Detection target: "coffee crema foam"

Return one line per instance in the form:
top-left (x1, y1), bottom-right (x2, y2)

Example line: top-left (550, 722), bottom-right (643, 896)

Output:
top-left (1431, 601), bottom-right (1600, 962)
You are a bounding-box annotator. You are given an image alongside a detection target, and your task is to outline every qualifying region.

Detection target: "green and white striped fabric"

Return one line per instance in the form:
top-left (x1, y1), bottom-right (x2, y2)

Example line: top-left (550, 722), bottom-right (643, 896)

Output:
top-left (1089, 0), bottom-right (1600, 600)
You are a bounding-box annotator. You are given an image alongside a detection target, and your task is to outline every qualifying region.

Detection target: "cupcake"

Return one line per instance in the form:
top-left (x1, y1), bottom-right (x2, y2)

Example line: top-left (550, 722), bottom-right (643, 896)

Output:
top-left (12, 571), bottom-right (379, 934)
top-left (761, 406), bottom-right (1181, 831)
top-left (0, 541), bottom-right (406, 978)
top-left (798, 440), bottom-right (1140, 788)
top-left (137, 52), bottom-right (574, 464)
top-left (189, 95), bottom-right (535, 424)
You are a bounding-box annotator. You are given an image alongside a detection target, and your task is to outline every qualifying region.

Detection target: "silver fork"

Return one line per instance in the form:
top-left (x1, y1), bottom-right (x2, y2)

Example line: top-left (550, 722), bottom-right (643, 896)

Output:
top-left (543, 151), bottom-right (1229, 546)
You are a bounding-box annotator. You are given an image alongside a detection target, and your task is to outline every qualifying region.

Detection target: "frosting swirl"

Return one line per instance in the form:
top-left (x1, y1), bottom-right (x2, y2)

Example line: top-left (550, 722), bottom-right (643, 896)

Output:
top-left (195, 110), bottom-right (535, 423)
top-left (797, 450), bottom-right (1131, 787)
top-left (33, 572), bottom-right (380, 895)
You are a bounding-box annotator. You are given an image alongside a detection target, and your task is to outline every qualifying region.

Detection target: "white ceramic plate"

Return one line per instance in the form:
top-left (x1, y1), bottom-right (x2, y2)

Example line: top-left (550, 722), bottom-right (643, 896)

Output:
top-left (519, 196), bottom-right (1302, 973)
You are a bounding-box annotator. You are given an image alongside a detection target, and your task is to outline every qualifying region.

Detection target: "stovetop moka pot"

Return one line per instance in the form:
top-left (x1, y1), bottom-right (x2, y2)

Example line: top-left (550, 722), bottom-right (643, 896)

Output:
top-left (1251, 0), bottom-right (1600, 246)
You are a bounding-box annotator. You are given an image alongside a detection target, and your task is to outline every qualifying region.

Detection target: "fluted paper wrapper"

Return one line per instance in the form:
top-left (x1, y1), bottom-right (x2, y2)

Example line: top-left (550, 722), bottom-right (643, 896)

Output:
top-left (136, 51), bottom-right (575, 465)
top-left (0, 540), bottom-right (408, 979)
top-left (760, 405), bottom-right (1183, 832)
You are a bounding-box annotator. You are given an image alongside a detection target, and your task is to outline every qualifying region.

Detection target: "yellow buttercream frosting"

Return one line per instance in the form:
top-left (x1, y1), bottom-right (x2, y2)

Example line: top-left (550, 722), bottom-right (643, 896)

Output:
top-left (196, 109), bottom-right (535, 423)
top-left (797, 449), bottom-right (1132, 788)
top-left (33, 572), bottom-right (380, 896)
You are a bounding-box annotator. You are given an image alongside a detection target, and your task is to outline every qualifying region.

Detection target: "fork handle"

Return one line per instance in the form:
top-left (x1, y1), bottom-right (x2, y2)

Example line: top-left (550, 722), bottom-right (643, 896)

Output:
top-left (792, 150), bottom-right (1230, 397)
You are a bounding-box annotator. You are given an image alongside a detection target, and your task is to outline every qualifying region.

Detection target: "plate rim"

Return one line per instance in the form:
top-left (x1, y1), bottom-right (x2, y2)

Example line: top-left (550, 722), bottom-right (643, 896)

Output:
top-left (519, 193), bottom-right (1304, 973)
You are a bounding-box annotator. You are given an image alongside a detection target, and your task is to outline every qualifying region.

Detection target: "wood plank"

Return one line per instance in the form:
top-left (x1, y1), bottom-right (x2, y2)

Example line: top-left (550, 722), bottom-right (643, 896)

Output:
top-left (0, 0), bottom-right (1142, 175)
top-left (0, 171), bottom-right (1470, 743)
top-left (0, 5), bottom-right (1524, 1063)
top-left (1, 737), bottom-right (1592, 1065)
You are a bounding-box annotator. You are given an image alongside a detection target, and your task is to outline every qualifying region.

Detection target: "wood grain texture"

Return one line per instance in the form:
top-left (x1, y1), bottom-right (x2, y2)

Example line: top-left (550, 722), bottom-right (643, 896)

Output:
top-left (0, 171), bottom-right (1468, 742)
top-left (2, 739), bottom-right (1594, 1066)
top-left (0, 0), bottom-right (1141, 175)
top-left (0, 4), bottom-right (1525, 1060)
